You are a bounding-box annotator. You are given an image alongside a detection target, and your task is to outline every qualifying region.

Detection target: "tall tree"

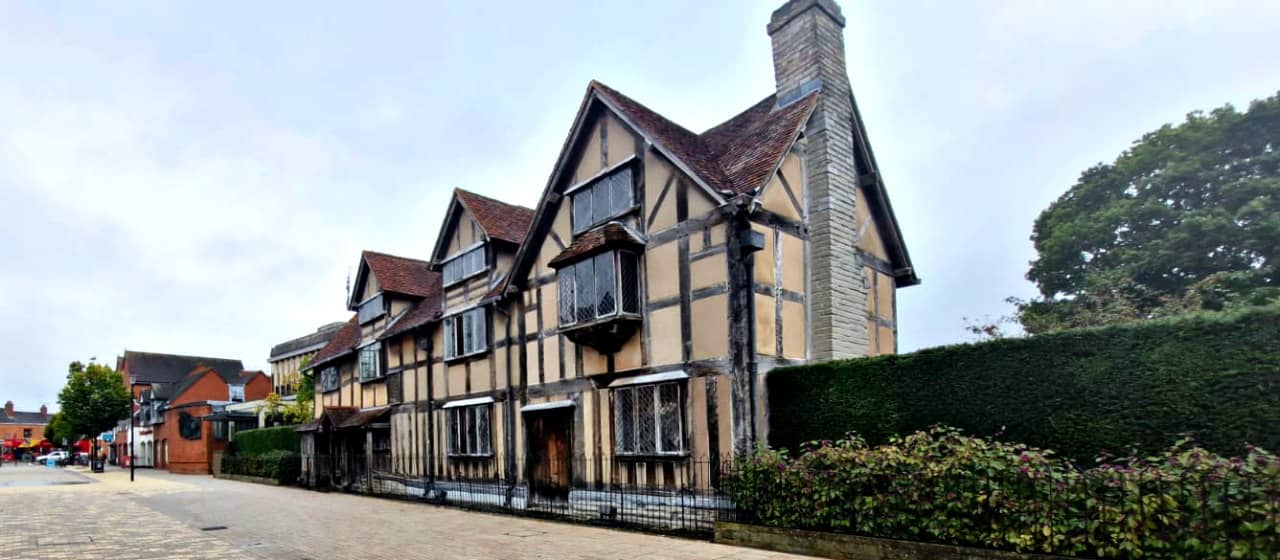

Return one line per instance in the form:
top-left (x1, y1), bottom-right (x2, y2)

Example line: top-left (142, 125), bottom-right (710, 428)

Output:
top-left (57, 360), bottom-right (131, 441)
top-left (1019, 92), bottom-right (1280, 333)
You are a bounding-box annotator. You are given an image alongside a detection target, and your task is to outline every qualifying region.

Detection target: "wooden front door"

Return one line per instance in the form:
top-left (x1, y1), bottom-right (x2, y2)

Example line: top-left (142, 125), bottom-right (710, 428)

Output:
top-left (526, 409), bottom-right (572, 502)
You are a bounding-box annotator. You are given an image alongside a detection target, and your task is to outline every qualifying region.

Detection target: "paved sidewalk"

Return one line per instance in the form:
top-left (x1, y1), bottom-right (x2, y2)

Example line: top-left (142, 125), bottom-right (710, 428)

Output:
top-left (0, 466), bottom-right (809, 560)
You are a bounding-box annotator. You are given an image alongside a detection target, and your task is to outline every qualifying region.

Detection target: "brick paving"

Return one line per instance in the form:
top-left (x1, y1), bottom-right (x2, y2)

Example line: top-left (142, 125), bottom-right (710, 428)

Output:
top-left (0, 464), bottom-right (810, 560)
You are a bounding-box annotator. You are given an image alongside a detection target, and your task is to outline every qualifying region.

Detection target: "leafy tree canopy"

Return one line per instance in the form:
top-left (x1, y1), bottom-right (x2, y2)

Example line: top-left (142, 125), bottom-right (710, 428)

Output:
top-left (1019, 92), bottom-right (1280, 333)
top-left (57, 360), bottom-right (132, 440)
top-left (42, 412), bottom-right (70, 446)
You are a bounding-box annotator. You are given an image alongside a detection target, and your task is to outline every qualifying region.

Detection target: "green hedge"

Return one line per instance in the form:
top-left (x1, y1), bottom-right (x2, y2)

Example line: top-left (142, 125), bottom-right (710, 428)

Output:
top-left (729, 427), bottom-right (1280, 558)
top-left (768, 305), bottom-right (1280, 462)
top-left (230, 426), bottom-right (300, 456)
top-left (221, 450), bottom-right (301, 483)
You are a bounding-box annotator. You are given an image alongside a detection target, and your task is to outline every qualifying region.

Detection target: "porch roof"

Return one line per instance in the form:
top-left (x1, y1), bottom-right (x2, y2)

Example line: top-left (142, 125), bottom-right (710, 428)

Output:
top-left (336, 406), bottom-right (391, 429)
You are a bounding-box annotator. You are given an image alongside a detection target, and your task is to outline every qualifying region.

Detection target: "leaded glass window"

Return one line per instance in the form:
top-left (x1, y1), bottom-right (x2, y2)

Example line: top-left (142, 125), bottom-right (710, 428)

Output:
top-left (444, 307), bottom-right (487, 359)
top-left (447, 405), bottom-right (492, 457)
top-left (614, 382), bottom-right (684, 455)
top-left (571, 165), bottom-right (634, 234)
top-left (443, 245), bottom-right (487, 285)
top-left (358, 342), bottom-right (381, 381)
top-left (557, 250), bottom-right (640, 327)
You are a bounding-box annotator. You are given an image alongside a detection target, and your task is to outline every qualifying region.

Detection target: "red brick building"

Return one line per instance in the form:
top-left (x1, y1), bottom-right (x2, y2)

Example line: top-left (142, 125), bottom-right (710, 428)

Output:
top-left (152, 366), bottom-right (271, 473)
top-left (2, 401), bottom-right (50, 460)
top-left (111, 351), bottom-right (266, 473)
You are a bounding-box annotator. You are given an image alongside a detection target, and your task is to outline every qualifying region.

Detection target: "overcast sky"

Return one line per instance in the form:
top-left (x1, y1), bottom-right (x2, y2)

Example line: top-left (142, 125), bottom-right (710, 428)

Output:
top-left (2, 1), bottom-right (1277, 412)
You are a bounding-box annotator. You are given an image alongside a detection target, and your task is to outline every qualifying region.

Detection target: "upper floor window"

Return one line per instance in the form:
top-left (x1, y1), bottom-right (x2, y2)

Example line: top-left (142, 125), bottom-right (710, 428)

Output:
top-left (318, 367), bottom-right (339, 392)
top-left (443, 245), bottom-right (486, 286)
top-left (614, 382), bottom-right (684, 456)
top-left (559, 251), bottom-right (640, 327)
top-left (23, 428), bottom-right (32, 438)
top-left (228, 385), bottom-right (245, 402)
top-left (358, 342), bottom-right (382, 381)
top-left (572, 166), bottom-right (634, 234)
top-left (357, 293), bottom-right (386, 324)
top-left (443, 307), bottom-right (487, 360)
top-left (447, 404), bottom-right (492, 457)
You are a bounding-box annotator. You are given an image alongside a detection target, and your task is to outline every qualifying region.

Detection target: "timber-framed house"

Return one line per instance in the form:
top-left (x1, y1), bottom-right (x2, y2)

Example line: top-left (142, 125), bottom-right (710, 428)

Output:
top-left (301, 0), bottom-right (917, 513)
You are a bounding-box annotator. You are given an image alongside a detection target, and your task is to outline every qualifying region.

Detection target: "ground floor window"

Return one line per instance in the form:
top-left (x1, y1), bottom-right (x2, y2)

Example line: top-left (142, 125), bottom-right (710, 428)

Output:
top-left (613, 382), bottom-right (684, 456)
top-left (448, 405), bottom-right (492, 457)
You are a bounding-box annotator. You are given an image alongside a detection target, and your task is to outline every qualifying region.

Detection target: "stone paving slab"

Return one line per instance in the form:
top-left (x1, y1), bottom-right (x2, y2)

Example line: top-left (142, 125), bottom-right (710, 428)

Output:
top-left (0, 465), bottom-right (813, 560)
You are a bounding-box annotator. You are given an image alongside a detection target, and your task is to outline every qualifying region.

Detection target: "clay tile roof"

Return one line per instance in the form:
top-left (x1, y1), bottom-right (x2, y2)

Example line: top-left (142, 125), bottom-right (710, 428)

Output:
top-left (382, 279), bottom-right (445, 339)
top-left (310, 315), bottom-right (360, 369)
top-left (362, 251), bottom-right (437, 298)
top-left (588, 81), bottom-right (819, 196)
top-left (547, 222), bottom-right (646, 268)
top-left (455, 189), bottom-right (536, 245)
top-left (703, 91), bottom-right (820, 194)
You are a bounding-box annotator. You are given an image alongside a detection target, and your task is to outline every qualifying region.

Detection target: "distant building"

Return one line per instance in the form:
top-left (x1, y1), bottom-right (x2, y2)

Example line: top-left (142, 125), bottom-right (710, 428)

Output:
top-left (268, 322), bottom-right (346, 397)
top-left (1, 401), bottom-right (49, 443)
top-left (112, 350), bottom-right (256, 472)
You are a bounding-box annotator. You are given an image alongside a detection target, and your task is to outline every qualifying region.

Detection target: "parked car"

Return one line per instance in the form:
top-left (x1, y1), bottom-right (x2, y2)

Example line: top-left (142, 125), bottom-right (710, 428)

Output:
top-left (34, 451), bottom-right (69, 464)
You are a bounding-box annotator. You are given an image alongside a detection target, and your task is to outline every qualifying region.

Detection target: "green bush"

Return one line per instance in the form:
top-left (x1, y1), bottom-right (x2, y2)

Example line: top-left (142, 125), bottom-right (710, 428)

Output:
top-left (768, 305), bottom-right (1280, 462)
top-left (230, 426), bottom-right (300, 456)
top-left (727, 427), bottom-right (1280, 558)
top-left (221, 450), bottom-right (300, 483)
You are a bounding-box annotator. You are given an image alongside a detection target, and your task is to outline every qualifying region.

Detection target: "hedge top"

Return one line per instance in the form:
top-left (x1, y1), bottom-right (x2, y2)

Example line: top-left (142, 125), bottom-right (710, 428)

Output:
top-left (766, 305), bottom-right (1280, 463)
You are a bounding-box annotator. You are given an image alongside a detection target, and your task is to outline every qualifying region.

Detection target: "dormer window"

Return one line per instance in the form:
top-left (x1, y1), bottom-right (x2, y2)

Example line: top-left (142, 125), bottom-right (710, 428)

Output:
top-left (228, 385), bottom-right (245, 402)
top-left (443, 245), bottom-right (487, 286)
top-left (571, 165), bottom-right (634, 234)
top-left (357, 294), bottom-right (386, 324)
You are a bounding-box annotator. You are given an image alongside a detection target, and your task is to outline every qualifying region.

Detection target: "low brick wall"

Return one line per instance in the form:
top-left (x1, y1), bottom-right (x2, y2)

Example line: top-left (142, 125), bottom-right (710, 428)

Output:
top-left (714, 522), bottom-right (1073, 560)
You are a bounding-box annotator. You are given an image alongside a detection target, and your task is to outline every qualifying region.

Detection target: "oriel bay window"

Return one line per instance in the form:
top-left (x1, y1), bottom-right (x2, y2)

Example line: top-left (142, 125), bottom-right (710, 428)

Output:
top-left (358, 341), bottom-right (382, 381)
top-left (572, 164), bottom-right (634, 234)
top-left (444, 307), bottom-right (487, 360)
top-left (447, 404), bottom-right (492, 457)
top-left (558, 251), bottom-right (640, 326)
top-left (613, 382), bottom-right (685, 456)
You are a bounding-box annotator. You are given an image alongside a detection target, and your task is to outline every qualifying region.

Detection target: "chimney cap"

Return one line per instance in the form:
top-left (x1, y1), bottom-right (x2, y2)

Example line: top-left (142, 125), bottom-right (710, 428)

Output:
top-left (768, 0), bottom-right (846, 35)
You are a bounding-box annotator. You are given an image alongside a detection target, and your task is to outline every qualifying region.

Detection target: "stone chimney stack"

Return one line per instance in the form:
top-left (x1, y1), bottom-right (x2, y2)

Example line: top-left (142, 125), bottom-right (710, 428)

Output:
top-left (4, 400), bottom-right (12, 418)
top-left (769, 0), bottom-right (868, 360)
top-left (40, 404), bottom-right (48, 419)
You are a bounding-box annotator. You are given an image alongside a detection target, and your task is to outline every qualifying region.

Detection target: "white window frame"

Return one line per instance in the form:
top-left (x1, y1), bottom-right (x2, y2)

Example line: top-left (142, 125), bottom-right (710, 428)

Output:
top-left (613, 381), bottom-right (685, 456)
top-left (443, 306), bottom-right (487, 360)
top-left (571, 164), bottom-right (635, 234)
top-left (447, 404), bottom-right (493, 457)
top-left (358, 342), bottom-right (382, 381)
top-left (558, 250), bottom-right (640, 327)
top-left (228, 385), bottom-right (245, 402)
top-left (442, 244), bottom-right (488, 286)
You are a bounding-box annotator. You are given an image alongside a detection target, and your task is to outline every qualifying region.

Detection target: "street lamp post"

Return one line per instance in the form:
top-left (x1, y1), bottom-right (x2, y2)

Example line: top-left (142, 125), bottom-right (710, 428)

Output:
top-left (129, 377), bottom-right (137, 483)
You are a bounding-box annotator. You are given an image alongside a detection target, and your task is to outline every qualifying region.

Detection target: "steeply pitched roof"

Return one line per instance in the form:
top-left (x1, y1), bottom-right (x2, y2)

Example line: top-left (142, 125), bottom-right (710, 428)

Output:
top-left (120, 351), bottom-right (245, 386)
top-left (455, 189), bottom-right (536, 245)
top-left (382, 280), bottom-right (445, 340)
top-left (590, 81), bottom-right (819, 196)
top-left (269, 322), bottom-right (347, 361)
top-left (309, 315), bottom-right (360, 370)
top-left (362, 251), bottom-right (437, 298)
